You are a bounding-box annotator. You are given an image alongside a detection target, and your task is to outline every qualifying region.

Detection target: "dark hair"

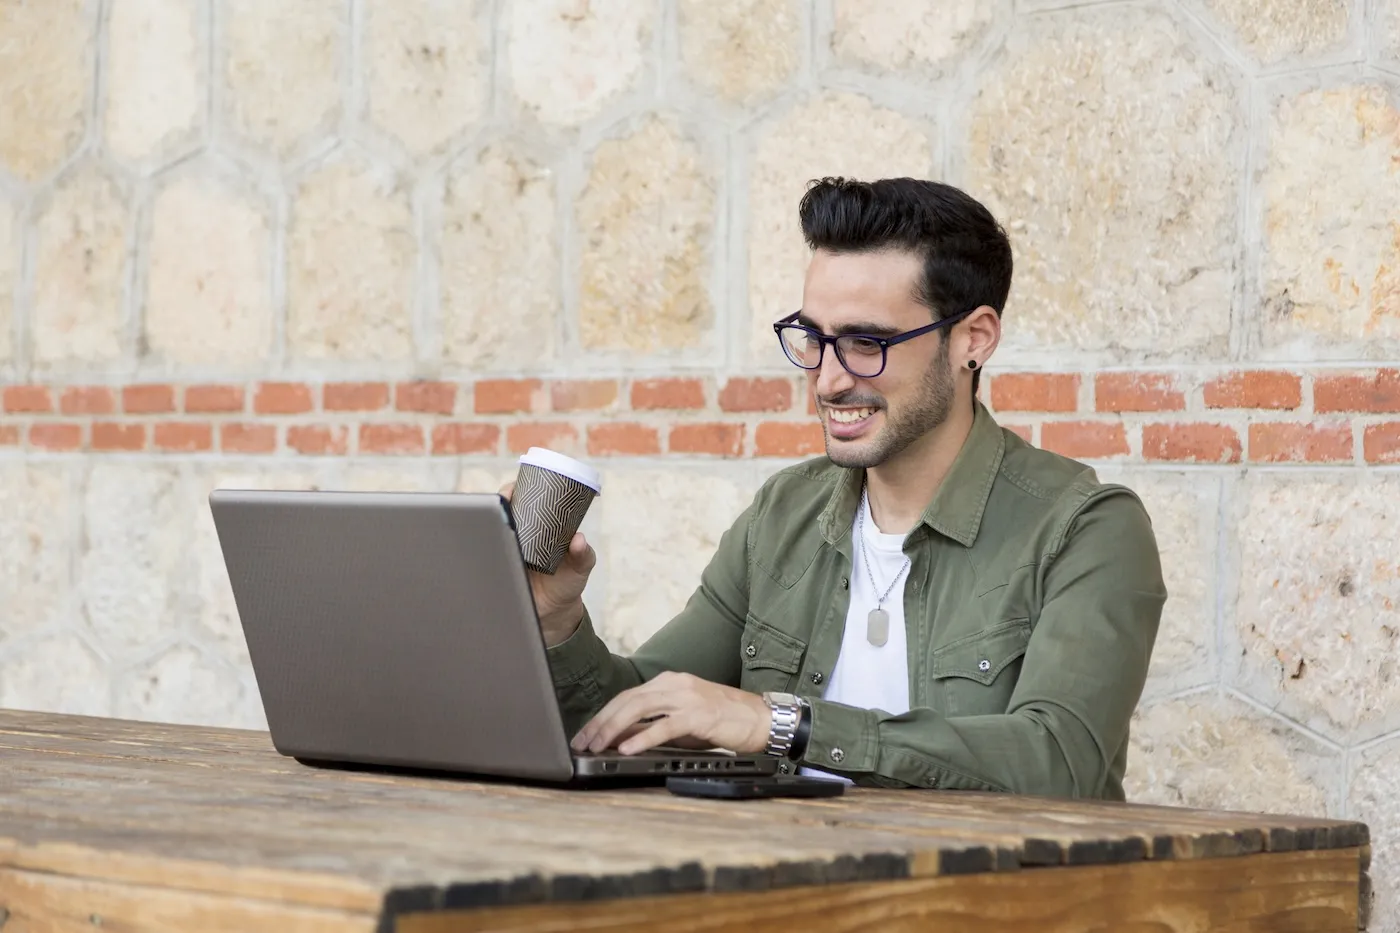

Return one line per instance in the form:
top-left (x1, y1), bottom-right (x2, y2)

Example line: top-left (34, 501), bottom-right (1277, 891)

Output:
top-left (798, 177), bottom-right (1013, 395)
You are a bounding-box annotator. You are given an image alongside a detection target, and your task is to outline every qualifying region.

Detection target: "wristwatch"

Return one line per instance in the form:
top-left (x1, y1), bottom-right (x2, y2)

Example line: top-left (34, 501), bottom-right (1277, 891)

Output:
top-left (762, 691), bottom-right (811, 759)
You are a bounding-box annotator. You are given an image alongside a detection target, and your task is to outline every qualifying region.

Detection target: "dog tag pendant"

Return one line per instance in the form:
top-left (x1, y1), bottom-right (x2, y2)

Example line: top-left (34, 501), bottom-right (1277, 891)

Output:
top-left (866, 608), bottom-right (890, 647)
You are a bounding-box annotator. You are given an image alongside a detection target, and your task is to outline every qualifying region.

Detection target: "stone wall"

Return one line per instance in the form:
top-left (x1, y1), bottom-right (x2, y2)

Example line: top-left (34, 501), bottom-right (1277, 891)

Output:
top-left (1, 0), bottom-right (1397, 923)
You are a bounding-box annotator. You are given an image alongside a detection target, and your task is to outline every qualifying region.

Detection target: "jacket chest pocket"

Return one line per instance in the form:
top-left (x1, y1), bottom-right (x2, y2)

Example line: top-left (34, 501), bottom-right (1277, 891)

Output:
top-left (738, 614), bottom-right (807, 695)
top-left (928, 619), bottom-right (1031, 716)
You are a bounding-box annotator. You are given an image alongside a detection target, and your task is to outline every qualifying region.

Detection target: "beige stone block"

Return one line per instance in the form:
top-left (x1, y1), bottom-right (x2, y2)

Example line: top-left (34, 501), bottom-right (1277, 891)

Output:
top-left (457, 464), bottom-right (518, 495)
top-left (144, 171), bottom-right (273, 365)
top-left (365, 0), bottom-right (488, 157)
top-left (1197, 0), bottom-right (1349, 65)
top-left (594, 466), bottom-right (759, 652)
top-left (1350, 739), bottom-right (1400, 931)
top-left (1099, 470), bottom-right (1219, 699)
top-left (0, 632), bottom-right (110, 717)
top-left (1230, 474), bottom-right (1400, 742)
top-left (32, 164), bottom-right (130, 365)
top-left (223, 0), bottom-right (344, 159)
top-left (506, 0), bottom-right (653, 126)
top-left (287, 157), bottom-right (414, 361)
top-left (1260, 84), bottom-right (1400, 354)
top-left (1386, 0), bottom-right (1400, 65)
top-left (442, 143), bottom-right (559, 369)
top-left (0, 0), bottom-right (90, 181)
top-left (0, 201), bottom-right (14, 362)
top-left (193, 466), bottom-right (337, 668)
top-left (1124, 692), bottom-right (1338, 815)
top-left (747, 92), bottom-right (932, 357)
top-left (577, 116), bottom-right (715, 352)
top-left (0, 465), bottom-right (74, 642)
top-left (80, 464), bottom-right (189, 659)
top-left (333, 463), bottom-right (459, 491)
top-left (832, 0), bottom-right (998, 74)
top-left (678, 0), bottom-right (800, 105)
top-left (105, 0), bottom-right (205, 164)
top-left (964, 7), bottom-right (1240, 358)
top-left (116, 644), bottom-right (256, 728)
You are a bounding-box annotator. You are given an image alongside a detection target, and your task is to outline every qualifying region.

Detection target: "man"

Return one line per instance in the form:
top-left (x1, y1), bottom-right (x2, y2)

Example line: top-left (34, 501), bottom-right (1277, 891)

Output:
top-left (513, 177), bottom-right (1166, 799)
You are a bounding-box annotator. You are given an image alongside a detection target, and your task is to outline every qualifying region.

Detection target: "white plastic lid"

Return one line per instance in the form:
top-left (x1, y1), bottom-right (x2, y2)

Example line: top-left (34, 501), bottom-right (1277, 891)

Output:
top-left (518, 447), bottom-right (602, 494)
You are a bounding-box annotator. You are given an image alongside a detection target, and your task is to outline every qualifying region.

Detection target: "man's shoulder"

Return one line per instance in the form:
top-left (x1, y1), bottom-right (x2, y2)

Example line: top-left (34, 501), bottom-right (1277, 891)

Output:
top-left (992, 428), bottom-right (1149, 536)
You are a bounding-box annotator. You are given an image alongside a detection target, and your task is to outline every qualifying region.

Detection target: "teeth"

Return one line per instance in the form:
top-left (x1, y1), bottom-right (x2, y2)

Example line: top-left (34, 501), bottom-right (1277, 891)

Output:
top-left (828, 407), bottom-right (875, 424)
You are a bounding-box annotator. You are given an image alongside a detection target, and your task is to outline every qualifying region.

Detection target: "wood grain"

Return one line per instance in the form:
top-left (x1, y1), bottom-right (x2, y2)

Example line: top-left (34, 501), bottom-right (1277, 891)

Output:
top-left (395, 848), bottom-right (1362, 933)
top-left (0, 710), bottom-right (1372, 932)
top-left (0, 868), bottom-right (375, 933)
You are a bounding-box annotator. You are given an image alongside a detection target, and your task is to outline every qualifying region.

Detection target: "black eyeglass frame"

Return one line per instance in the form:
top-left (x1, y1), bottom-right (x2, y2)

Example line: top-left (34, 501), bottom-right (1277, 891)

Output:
top-left (772, 307), bottom-right (976, 378)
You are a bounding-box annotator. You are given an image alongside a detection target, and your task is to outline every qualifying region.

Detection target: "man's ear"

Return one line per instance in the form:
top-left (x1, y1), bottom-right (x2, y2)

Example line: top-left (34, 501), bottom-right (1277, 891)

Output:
top-left (959, 305), bottom-right (1001, 369)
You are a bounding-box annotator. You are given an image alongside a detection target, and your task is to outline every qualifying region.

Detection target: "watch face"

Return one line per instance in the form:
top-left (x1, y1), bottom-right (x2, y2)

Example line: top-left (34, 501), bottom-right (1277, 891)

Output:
top-left (764, 691), bottom-right (799, 706)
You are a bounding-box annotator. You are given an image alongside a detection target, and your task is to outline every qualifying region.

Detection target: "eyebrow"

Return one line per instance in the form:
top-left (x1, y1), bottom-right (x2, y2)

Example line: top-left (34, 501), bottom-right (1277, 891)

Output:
top-left (795, 314), bottom-right (903, 338)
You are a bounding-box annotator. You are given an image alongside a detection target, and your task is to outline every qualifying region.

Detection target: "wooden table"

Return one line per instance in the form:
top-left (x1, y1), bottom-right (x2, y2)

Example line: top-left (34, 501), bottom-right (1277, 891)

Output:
top-left (0, 710), bottom-right (1372, 932)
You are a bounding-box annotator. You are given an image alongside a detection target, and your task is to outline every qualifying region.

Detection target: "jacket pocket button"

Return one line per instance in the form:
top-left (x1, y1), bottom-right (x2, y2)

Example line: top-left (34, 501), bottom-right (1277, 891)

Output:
top-left (840, 577), bottom-right (849, 590)
top-left (830, 747), bottom-right (845, 763)
top-left (977, 659), bottom-right (991, 672)
top-left (745, 644), bottom-right (757, 658)
top-left (810, 671), bottom-right (824, 685)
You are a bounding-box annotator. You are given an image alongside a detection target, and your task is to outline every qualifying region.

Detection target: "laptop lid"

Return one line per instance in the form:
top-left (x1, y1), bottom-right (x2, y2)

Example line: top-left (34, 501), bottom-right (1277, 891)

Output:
top-left (209, 489), bottom-right (577, 783)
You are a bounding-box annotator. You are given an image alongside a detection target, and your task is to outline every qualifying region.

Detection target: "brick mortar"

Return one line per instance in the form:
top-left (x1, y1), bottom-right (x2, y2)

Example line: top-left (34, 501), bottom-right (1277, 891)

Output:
top-left (5, 368), bottom-right (1400, 463)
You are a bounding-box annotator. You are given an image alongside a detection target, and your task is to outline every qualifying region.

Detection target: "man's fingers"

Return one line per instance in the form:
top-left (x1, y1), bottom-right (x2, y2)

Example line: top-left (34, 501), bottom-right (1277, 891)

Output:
top-left (617, 717), bottom-right (687, 756)
top-left (583, 695), bottom-right (661, 753)
top-left (498, 481), bottom-right (515, 501)
top-left (573, 688), bottom-right (671, 753)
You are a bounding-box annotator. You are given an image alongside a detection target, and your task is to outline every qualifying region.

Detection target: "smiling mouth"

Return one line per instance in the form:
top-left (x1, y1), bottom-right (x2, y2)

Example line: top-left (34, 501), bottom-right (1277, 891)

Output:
top-left (828, 407), bottom-right (878, 423)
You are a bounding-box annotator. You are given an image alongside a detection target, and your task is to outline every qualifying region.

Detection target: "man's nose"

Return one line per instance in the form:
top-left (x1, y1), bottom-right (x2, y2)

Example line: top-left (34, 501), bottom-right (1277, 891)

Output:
top-left (814, 344), bottom-right (856, 401)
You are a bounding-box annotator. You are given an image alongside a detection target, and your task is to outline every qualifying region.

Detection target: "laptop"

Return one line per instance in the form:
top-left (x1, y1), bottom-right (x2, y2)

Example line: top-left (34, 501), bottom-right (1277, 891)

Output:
top-left (207, 488), bottom-right (779, 785)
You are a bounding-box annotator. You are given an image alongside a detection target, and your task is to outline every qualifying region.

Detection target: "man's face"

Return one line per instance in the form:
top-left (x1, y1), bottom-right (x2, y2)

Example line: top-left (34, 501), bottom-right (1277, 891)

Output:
top-left (799, 248), bottom-right (955, 469)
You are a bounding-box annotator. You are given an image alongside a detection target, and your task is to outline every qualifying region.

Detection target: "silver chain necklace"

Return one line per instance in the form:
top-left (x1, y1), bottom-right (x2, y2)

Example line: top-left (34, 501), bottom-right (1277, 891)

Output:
top-left (857, 489), bottom-right (910, 647)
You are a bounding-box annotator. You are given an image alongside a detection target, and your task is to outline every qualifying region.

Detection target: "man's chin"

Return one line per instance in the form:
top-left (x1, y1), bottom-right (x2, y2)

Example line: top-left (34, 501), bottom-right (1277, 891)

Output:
top-left (823, 432), bottom-right (885, 469)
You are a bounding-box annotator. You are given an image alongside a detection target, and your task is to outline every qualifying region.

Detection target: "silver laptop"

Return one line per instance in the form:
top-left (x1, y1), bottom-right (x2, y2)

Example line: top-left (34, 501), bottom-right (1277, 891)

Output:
top-left (208, 488), bottom-right (779, 785)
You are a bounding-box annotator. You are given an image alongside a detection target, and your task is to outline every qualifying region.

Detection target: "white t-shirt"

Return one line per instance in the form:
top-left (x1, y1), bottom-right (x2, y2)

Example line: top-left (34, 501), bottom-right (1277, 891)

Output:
top-left (801, 490), bottom-right (911, 781)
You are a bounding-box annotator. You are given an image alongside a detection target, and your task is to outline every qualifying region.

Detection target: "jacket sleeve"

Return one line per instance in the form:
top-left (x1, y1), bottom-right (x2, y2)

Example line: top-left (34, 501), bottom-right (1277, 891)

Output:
top-left (796, 488), bottom-right (1167, 797)
top-left (544, 496), bottom-right (757, 738)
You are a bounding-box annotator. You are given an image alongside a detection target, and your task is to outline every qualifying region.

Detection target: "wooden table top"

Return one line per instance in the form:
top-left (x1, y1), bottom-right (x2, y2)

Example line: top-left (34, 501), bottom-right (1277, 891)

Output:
top-left (0, 710), bottom-right (1371, 931)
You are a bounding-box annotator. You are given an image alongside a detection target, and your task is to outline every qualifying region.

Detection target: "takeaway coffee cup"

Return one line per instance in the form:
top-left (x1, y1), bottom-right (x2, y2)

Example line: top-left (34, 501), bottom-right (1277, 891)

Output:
top-left (512, 447), bottom-right (602, 574)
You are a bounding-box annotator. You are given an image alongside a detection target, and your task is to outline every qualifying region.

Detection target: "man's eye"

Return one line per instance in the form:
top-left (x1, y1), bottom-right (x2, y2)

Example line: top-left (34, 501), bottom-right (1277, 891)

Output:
top-left (843, 337), bottom-right (882, 355)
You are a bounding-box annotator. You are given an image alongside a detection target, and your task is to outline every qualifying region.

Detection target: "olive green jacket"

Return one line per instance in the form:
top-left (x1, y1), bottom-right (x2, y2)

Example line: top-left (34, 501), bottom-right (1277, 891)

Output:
top-left (546, 402), bottom-right (1167, 799)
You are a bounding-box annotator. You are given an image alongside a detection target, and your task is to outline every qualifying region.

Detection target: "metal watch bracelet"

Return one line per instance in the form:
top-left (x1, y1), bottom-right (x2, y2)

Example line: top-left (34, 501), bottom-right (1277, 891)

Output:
top-left (762, 692), bottom-right (811, 760)
top-left (762, 692), bottom-right (801, 757)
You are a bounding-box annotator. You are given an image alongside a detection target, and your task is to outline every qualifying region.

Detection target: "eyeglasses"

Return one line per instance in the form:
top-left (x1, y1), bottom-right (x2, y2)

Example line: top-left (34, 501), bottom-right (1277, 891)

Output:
top-left (773, 308), bottom-right (974, 378)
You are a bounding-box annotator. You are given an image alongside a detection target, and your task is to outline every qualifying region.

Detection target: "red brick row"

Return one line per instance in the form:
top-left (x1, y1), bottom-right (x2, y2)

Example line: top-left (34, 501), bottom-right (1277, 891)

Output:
top-left (5, 415), bottom-right (1400, 462)
top-left (7, 370), bottom-right (1400, 418)
top-left (2, 378), bottom-right (794, 418)
top-left (3, 419), bottom-right (832, 458)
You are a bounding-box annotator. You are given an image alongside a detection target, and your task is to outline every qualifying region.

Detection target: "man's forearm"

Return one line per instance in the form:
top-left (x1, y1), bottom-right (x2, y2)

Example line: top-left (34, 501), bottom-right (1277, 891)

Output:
top-left (545, 607), bottom-right (645, 736)
top-left (796, 699), bottom-right (1107, 797)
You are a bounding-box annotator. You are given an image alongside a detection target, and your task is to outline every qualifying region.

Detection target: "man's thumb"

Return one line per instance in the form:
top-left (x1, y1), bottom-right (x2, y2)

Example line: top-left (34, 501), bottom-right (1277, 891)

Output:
top-left (568, 533), bottom-right (597, 575)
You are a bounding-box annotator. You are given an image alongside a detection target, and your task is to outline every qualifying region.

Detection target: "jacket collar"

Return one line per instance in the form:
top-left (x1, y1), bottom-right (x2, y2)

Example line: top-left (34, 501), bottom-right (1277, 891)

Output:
top-left (818, 401), bottom-right (1006, 549)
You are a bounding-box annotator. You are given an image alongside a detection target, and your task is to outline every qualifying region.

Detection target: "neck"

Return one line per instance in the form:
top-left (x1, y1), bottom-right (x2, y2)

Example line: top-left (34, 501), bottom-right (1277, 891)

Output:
top-left (864, 400), bottom-right (976, 535)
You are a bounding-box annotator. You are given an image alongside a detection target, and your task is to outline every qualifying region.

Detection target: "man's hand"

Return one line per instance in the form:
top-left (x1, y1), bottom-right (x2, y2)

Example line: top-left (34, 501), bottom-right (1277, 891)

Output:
top-left (500, 481), bottom-right (597, 647)
top-left (570, 672), bottom-right (773, 757)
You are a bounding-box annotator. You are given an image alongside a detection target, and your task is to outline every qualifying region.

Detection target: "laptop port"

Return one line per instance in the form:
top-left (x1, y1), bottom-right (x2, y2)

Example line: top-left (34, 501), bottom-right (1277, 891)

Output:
top-left (669, 761), bottom-right (681, 772)
top-left (653, 762), bottom-right (667, 772)
top-left (603, 761), bottom-right (618, 774)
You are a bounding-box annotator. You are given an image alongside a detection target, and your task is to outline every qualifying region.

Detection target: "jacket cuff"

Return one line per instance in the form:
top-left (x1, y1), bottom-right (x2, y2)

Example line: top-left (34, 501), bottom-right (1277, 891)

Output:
top-left (799, 698), bottom-right (879, 774)
top-left (544, 606), bottom-right (611, 687)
